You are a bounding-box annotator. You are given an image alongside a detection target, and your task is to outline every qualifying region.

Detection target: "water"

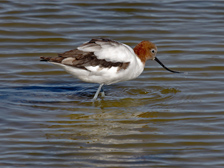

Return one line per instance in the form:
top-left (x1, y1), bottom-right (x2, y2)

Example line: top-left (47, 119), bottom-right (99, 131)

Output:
top-left (1, 1), bottom-right (224, 167)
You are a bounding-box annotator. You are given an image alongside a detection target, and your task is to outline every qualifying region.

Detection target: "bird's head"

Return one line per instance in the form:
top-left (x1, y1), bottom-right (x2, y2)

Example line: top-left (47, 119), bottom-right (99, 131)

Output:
top-left (134, 40), bottom-right (180, 73)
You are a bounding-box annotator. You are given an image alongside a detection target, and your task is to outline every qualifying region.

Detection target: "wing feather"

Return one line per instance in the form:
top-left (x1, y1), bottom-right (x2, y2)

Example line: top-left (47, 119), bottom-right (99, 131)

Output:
top-left (78, 38), bottom-right (135, 62)
top-left (40, 38), bottom-right (132, 71)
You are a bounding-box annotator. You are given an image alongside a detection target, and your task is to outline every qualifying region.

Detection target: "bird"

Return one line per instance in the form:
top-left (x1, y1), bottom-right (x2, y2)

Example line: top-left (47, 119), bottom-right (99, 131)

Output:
top-left (40, 38), bottom-right (180, 100)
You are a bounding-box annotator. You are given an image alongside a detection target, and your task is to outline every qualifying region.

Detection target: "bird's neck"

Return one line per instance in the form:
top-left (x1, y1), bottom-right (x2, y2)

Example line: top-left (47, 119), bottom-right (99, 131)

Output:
top-left (133, 43), bottom-right (147, 64)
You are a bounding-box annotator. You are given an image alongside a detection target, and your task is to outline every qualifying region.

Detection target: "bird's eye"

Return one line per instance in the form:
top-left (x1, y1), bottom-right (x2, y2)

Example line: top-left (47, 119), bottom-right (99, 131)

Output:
top-left (151, 49), bottom-right (155, 54)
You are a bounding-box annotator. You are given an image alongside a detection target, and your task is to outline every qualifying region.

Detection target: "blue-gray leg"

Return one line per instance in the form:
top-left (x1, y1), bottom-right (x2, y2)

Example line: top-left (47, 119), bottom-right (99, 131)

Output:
top-left (93, 84), bottom-right (104, 101)
top-left (100, 86), bottom-right (105, 97)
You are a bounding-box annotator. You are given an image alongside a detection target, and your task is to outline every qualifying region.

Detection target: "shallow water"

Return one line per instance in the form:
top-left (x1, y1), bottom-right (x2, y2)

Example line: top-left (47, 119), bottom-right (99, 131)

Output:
top-left (1, 1), bottom-right (224, 167)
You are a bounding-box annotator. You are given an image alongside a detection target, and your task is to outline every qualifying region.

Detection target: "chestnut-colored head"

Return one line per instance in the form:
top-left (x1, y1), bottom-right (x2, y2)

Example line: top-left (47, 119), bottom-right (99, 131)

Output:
top-left (134, 40), bottom-right (181, 73)
top-left (134, 41), bottom-right (157, 64)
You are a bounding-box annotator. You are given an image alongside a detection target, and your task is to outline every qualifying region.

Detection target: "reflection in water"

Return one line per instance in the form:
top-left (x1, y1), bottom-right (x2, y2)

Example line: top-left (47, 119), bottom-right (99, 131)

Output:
top-left (44, 107), bottom-right (166, 165)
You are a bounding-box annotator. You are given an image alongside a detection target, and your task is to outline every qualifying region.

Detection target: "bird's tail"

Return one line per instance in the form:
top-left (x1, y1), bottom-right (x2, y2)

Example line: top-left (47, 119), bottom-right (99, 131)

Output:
top-left (40, 56), bottom-right (65, 63)
top-left (40, 56), bottom-right (51, 61)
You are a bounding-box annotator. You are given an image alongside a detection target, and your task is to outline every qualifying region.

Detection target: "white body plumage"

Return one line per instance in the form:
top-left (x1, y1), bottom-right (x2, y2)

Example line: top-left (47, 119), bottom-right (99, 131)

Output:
top-left (53, 40), bottom-right (144, 85)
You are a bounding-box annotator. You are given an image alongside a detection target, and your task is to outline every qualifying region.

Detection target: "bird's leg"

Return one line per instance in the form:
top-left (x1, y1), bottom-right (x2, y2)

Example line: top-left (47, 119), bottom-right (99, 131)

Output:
top-left (93, 84), bottom-right (104, 101)
top-left (100, 86), bottom-right (105, 97)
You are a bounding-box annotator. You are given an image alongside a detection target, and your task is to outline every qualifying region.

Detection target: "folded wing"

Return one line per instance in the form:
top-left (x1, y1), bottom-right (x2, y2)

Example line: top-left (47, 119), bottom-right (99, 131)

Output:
top-left (40, 38), bottom-right (133, 71)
